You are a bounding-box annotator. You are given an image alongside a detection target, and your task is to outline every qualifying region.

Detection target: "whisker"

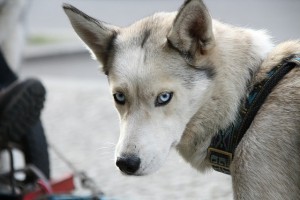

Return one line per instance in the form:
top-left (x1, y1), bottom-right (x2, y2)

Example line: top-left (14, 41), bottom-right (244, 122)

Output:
top-left (97, 146), bottom-right (115, 150)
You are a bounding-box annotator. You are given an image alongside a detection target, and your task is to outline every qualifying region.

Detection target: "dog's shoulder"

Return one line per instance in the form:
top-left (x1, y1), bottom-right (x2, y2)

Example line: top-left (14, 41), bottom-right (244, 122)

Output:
top-left (256, 40), bottom-right (300, 81)
top-left (251, 40), bottom-right (300, 124)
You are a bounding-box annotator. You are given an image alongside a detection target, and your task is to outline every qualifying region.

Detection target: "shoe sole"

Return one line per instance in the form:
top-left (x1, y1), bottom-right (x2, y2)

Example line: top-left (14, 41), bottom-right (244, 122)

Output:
top-left (0, 79), bottom-right (46, 146)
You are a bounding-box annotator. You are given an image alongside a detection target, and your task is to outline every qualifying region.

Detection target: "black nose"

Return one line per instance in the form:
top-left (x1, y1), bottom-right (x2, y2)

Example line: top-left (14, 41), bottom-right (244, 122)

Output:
top-left (116, 155), bottom-right (141, 175)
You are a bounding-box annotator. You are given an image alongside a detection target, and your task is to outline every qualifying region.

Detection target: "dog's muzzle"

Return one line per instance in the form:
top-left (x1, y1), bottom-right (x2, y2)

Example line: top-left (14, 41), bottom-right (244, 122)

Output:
top-left (116, 154), bottom-right (141, 175)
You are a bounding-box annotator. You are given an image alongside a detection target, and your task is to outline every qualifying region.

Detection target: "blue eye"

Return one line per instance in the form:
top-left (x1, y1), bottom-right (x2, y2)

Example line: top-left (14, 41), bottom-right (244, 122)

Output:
top-left (113, 92), bottom-right (126, 105)
top-left (155, 92), bottom-right (173, 107)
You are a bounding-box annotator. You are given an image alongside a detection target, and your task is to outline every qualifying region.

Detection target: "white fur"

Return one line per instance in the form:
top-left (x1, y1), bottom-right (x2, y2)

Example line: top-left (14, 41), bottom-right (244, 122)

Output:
top-left (249, 29), bottom-right (274, 60)
top-left (64, 1), bottom-right (300, 199)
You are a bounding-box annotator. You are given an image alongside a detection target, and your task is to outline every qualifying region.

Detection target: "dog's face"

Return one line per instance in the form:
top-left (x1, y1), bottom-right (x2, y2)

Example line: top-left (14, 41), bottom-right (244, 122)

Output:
top-left (108, 28), bottom-right (212, 174)
top-left (64, 0), bottom-right (215, 175)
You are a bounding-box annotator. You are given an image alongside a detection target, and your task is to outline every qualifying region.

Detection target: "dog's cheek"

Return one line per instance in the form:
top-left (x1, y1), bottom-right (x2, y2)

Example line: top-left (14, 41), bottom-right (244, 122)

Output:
top-left (168, 96), bottom-right (195, 137)
top-left (135, 137), bottom-right (172, 175)
top-left (138, 152), bottom-right (167, 175)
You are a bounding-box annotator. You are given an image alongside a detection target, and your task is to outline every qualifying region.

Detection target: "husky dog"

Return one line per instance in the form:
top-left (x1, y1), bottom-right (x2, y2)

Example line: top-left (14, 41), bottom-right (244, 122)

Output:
top-left (63, 0), bottom-right (300, 199)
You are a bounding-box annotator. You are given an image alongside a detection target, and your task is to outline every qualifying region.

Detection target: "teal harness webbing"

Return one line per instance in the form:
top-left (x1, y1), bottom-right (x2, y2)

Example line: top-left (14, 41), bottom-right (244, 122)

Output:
top-left (208, 55), bottom-right (300, 175)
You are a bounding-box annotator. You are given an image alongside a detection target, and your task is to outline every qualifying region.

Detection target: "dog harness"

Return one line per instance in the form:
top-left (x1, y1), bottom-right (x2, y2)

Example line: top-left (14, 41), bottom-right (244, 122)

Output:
top-left (208, 54), bottom-right (300, 175)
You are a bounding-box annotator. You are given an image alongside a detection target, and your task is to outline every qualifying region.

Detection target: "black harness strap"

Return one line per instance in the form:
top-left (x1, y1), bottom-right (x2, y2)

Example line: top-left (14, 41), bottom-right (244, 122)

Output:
top-left (208, 54), bottom-right (300, 175)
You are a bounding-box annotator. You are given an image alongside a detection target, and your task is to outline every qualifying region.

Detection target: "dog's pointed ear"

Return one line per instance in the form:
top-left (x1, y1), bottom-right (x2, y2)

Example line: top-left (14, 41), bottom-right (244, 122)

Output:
top-left (167, 0), bottom-right (215, 66)
top-left (63, 3), bottom-right (118, 75)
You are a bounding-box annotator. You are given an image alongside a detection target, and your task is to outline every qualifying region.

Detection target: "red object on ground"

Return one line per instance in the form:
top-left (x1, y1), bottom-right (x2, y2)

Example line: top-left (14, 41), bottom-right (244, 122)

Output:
top-left (23, 174), bottom-right (75, 200)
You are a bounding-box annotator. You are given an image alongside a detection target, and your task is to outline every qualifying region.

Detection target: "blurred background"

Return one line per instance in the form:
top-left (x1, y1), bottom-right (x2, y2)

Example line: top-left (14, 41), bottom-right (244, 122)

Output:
top-left (2, 0), bottom-right (299, 199)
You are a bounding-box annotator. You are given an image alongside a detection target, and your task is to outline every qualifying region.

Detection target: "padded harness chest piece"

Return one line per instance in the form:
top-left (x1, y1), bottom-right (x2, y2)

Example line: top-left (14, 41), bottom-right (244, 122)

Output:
top-left (208, 54), bottom-right (300, 175)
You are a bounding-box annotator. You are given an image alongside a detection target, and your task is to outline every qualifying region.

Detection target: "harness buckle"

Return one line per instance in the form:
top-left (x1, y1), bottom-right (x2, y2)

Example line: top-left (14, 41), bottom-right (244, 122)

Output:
top-left (207, 148), bottom-right (232, 175)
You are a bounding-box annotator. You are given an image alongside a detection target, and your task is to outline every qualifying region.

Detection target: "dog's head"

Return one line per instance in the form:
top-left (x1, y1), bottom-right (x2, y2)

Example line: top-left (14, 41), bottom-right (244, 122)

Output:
top-left (63, 0), bottom-right (215, 175)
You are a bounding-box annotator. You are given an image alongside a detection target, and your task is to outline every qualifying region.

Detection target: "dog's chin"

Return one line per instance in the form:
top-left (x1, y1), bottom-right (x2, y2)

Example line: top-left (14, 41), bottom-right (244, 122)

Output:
top-left (119, 169), bottom-right (158, 177)
top-left (119, 171), bottom-right (148, 176)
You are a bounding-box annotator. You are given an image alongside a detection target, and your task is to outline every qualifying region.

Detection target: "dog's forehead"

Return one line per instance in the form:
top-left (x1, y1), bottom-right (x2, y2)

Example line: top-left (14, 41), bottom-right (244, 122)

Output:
top-left (108, 47), bottom-right (182, 97)
top-left (108, 13), bottom-right (178, 84)
top-left (109, 48), bottom-right (173, 89)
top-left (117, 12), bottom-right (176, 49)
top-left (108, 11), bottom-right (209, 93)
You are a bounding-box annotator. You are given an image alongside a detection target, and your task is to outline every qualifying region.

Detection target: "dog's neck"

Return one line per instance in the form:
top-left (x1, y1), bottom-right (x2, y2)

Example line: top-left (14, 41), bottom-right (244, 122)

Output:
top-left (176, 80), bottom-right (247, 171)
top-left (176, 21), bottom-right (273, 171)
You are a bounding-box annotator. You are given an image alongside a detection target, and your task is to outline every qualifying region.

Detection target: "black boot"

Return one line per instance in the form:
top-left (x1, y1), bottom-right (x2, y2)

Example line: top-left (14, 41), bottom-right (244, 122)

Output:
top-left (0, 79), bottom-right (46, 147)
